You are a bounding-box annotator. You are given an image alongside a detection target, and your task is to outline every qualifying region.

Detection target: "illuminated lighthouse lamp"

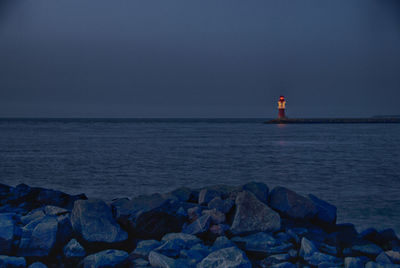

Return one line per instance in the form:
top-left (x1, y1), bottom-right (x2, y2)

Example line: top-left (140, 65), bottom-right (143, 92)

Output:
top-left (278, 96), bottom-right (286, 119)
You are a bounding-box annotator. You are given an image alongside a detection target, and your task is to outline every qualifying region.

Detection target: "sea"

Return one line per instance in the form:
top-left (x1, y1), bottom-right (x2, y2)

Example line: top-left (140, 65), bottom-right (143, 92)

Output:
top-left (0, 118), bottom-right (399, 234)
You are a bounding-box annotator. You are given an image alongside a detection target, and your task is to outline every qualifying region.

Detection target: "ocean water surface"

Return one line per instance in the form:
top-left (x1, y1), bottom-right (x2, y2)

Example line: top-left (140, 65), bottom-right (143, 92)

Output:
top-left (0, 118), bottom-right (399, 233)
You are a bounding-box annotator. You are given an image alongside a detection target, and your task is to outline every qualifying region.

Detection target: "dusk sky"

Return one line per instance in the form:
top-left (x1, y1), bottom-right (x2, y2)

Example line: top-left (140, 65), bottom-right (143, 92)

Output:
top-left (1, 0), bottom-right (399, 118)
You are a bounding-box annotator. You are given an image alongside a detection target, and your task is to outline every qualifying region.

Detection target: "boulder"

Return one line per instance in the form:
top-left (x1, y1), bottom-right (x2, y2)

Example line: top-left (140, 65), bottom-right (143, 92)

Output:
top-left (28, 262), bottom-right (47, 268)
top-left (211, 236), bottom-right (237, 251)
top-left (352, 244), bottom-right (383, 258)
top-left (269, 187), bottom-right (318, 220)
top-left (270, 262), bottom-right (296, 268)
top-left (308, 194), bottom-right (337, 225)
top-left (202, 209), bottom-right (225, 224)
top-left (133, 239), bottom-right (162, 258)
top-left (154, 239), bottom-right (187, 257)
top-left (208, 197), bottom-right (234, 214)
top-left (334, 223), bottom-right (359, 248)
top-left (21, 210), bottom-right (45, 226)
top-left (299, 237), bottom-right (318, 258)
top-left (187, 206), bottom-right (202, 223)
top-left (386, 250), bottom-right (400, 264)
top-left (63, 238), bottom-right (86, 259)
top-left (81, 249), bottom-right (129, 268)
top-left (161, 233), bottom-right (201, 248)
top-left (18, 216), bottom-right (58, 257)
top-left (130, 258), bottom-right (149, 267)
top-left (376, 252), bottom-right (393, 264)
top-left (231, 191), bottom-right (280, 235)
top-left (232, 232), bottom-right (292, 256)
top-left (198, 189), bottom-right (221, 206)
top-left (0, 255), bottom-right (26, 267)
top-left (305, 252), bottom-right (341, 266)
top-left (43, 205), bottom-right (69, 216)
top-left (166, 187), bottom-right (192, 202)
top-left (71, 199), bottom-right (128, 243)
top-left (148, 251), bottom-right (176, 268)
top-left (0, 213), bottom-right (18, 255)
top-left (241, 182), bottom-right (269, 203)
top-left (365, 261), bottom-right (400, 268)
top-left (182, 214), bottom-right (211, 235)
top-left (197, 246), bottom-right (251, 268)
top-left (209, 224), bottom-right (229, 236)
top-left (262, 253), bottom-right (290, 266)
top-left (37, 188), bottom-right (86, 209)
top-left (344, 257), bottom-right (364, 268)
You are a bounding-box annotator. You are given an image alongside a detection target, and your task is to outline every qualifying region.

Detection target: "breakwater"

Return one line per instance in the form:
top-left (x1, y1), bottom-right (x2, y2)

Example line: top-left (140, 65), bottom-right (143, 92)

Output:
top-left (0, 183), bottom-right (399, 267)
top-left (265, 118), bottom-right (400, 124)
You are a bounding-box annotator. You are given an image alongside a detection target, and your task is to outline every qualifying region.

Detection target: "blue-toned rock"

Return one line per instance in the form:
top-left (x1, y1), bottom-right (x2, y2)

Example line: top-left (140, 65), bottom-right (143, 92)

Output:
top-left (344, 257), bottom-right (364, 268)
top-left (241, 182), bottom-right (269, 203)
top-left (202, 209), bottom-right (225, 224)
top-left (270, 262), bottom-right (296, 268)
top-left (154, 239), bottom-right (187, 257)
top-left (352, 244), bottom-right (383, 258)
top-left (308, 194), bottom-right (337, 225)
top-left (182, 214), bottom-right (211, 235)
top-left (133, 239), bottom-right (162, 258)
top-left (161, 233), bottom-right (200, 248)
top-left (208, 197), bottom-right (234, 214)
top-left (300, 237), bottom-right (318, 258)
top-left (0, 255), bottom-right (26, 268)
top-left (262, 253), bottom-right (290, 265)
top-left (197, 246), bottom-right (251, 268)
top-left (0, 213), bottom-right (18, 255)
top-left (148, 251), bottom-right (176, 268)
top-left (232, 232), bottom-right (292, 256)
top-left (211, 236), bottom-right (236, 251)
top-left (81, 249), bottom-right (128, 268)
top-left (231, 191), bottom-right (280, 235)
top-left (63, 238), bottom-right (86, 259)
top-left (71, 199), bottom-right (128, 244)
top-left (198, 189), bottom-right (221, 206)
top-left (269, 187), bottom-right (318, 220)
top-left (28, 262), bottom-right (47, 268)
top-left (376, 252), bottom-right (393, 264)
top-left (305, 252), bottom-right (341, 266)
top-left (365, 261), bottom-right (400, 268)
top-left (386, 250), bottom-right (400, 264)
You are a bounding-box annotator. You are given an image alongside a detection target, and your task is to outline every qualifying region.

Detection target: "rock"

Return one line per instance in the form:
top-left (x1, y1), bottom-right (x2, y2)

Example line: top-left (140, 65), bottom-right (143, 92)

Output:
top-left (208, 197), bottom-right (234, 214)
top-left (344, 257), bottom-right (364, 268)
top-left (0, 213), bottom-right (18, 255)
top-left (269, 187), bottom-right (318, 220)
top-left (187, 207), bottom-right (202, 223)
top-left (198, 189), bottom-right (221, 206)
top-left (270, 262), bottom-right (296, 268)
top-left (18, 216), bottom-right (58, 257)
top-left (231, 191), bottom-right (280, 235)
top-left (63, 238), bottom-right (86, 258)
top-left (352, 244), bottom-right (383, 258)
top-left (376, 252), bottom-right (392, 264)
top-left (81, 249), bottom-right (129, 268)
top-left (130, 258), bottom-right (149, 267)
top-left (168, 187), bottom-right (192, 202)
top-left (21, 210), bottom-right (45, 225)
top-left (148, 251), bottom-right (176, 268)
top-left (305, 252), bottom-right (341, 266)
top-left (0, 255), bottom-right (26, 267)
top-left (43, 205), bottom-right (69, 216)
top-left (133, 239), bottom-right (162, 258)
top-left (37, 188), bottom-right (86, 209)
top-left (262, 253), bottom-right (290, 265)
top-left (334, 223), bottom-right (359, 248)
top-left (386, 250), bottom-right (400, 264)
top-left (232, 232), bottom-right (292, 256)
top-left (299, 237), bottom-right (318, 258)
top-left (241, 181), bottom-right (269, 203)
top-left (209, 224), bottom-right (229, 236)
top-left (211, 236), bottom-right (237, 251)
top-left (319, 243), bottom-right (338, 256)
top-left (180, 248), bottom-right (209, 262)
top-left (197, 247), bottom-right (251, 268)
top-left (154, 239), bottom-right (187, 257)
top-left (365, 261), bottom-right (400, 268)
top-left (202, 209), bottom-right (225, 224)
top-left (308, 194), bottom-right (337, 225)
top-left (182, 214), bottom-right (211, 235)
top-left (161, 233), bottom-right (200, 248)
top-left (71, 199), bottom-right (128, 243)
top-left (28, 262), bottom-right (47, 268)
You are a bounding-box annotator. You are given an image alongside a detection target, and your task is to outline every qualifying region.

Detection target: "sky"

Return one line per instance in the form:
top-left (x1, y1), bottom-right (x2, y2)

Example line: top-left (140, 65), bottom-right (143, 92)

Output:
top-left (0, 0), bottom-right (399, 118)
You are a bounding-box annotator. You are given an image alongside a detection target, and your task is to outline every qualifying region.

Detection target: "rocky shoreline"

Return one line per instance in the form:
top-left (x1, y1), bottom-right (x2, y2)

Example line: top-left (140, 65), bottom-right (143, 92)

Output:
top-left (0, 182), bottom-right (399, 268)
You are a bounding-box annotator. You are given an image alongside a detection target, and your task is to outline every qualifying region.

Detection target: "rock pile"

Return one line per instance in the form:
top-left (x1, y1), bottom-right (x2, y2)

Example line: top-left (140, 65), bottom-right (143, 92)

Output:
top-left (0, 182), bottom-right (399, 267)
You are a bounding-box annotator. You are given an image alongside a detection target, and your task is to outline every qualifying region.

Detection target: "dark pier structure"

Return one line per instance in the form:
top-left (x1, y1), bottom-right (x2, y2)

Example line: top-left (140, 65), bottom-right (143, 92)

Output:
top-left (266, 96), bottom-right (400, 124)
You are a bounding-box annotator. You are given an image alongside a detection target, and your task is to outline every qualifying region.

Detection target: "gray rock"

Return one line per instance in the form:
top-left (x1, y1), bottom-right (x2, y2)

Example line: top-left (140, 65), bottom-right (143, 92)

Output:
top-left (188, 206), bottom-right (202, 223)
top-left (319, 243), bottom-right (338, 256)
top-left (344, 257), bottom-right (364, 268)
top-left (43, 205), bottom-right (69, 216)
top-left (0, 213), bottom-right (17, 255)
top-left (28, 262), bottom-right (47, 268)
top-left (211, 236), bottom-right (237, 251)
top-left (209, 224), bottom-right (229, 236)
top-left (377, 252), bottom-right (393, 264)
top-left (263, 253), bottom-right (290, 265)
top-left (308, 194), bottom-right (337, 225)
top-left (365, 261), bottom-right (400, 268)
top-left (161, 233), bottom-right (201, 248)
top-left (81, 249), bottom-right (129, 268)
top-left (352, 244), bottom-right (383, 258)
top-left (197, 247), bottom-right (251, 268)
top-left (154, 239), bottom-right (187, 257)
top-left (269, 187), bottom-right (318, 220)
top-left (148, 251), bottom-right (176, 268)
top-left (299, 237), bottom-right (318, 258)
top-left (241, 182), bottom-right (269, 203)
top-left (198, 189), bottom-right (221, 206)
top-left (270, 262), bottom-right (296, 268)
top-left (305, 252), bottom-right (341, 266)
top-left (130, 258), bottom-right (149, 267)
top-left (71, 199), bottom-right (128, 243)
top-left (202, 209), bottom-right (225, 224)
top-left (208, 197), bottom-right (234, 214)
top-left (20, 210), bottom-right (45, 226)
top-left (63, 238), bottom-right (86, 259)
top-left (182, 214), bottom-right (211, 235)
top-left (180, 248), bottom-right (209, 262)
top-left (133, 239), bottom-right (162, 258)
top-left (231, 191), bottom-right (280, 235)
top-left (0, 255), bottom-right (26, 268)
top-left (18, 216), bottom-right (58, 257)
top-left (386, 251), bottom-right (400, 264)
top-left (232, 232), bottom-right (292, 256)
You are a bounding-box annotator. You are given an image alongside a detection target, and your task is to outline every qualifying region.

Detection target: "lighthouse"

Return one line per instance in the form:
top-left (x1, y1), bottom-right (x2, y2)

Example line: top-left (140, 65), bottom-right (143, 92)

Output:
top-left (278, 96), bottom-right (286, 119)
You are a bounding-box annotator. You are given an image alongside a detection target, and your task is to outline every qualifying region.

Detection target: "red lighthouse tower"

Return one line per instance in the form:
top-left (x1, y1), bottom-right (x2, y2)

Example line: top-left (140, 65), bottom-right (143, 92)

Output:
top-left (278, 96), bottom-right (286, 119)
